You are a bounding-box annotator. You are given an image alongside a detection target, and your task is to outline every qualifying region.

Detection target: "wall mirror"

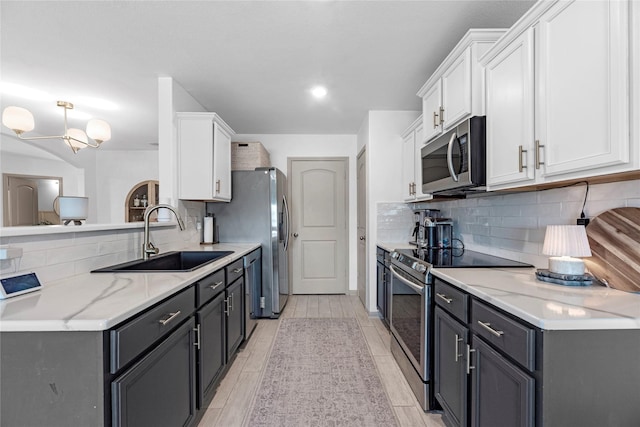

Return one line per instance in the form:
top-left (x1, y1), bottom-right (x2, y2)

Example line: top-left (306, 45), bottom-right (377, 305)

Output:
top-left (2, 174), bottom-right (62, 226)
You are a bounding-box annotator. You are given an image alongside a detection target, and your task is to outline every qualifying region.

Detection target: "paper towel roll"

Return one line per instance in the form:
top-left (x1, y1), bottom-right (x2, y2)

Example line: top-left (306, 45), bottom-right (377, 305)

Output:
top-left (203, 217), bottom-right (214, 243)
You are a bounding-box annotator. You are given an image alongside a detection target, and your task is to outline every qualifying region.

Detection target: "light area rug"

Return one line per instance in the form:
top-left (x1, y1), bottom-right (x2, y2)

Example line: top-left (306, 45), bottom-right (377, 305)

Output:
top-left (246, 318), bottom-right (399, 427)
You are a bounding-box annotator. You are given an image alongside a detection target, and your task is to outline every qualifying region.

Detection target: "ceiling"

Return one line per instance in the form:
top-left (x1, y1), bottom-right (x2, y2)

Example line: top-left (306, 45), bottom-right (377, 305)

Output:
top-left (1, 1), bottom-right (534, 152)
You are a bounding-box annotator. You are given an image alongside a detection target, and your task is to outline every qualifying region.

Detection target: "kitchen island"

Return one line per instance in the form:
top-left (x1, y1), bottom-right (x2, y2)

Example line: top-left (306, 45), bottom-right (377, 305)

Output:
top-left (0, 242), bottom-right (259, 427)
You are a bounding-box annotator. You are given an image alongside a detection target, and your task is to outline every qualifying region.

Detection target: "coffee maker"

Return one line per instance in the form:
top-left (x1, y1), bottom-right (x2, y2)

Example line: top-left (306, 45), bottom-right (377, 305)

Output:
top-left (414, 209), bottom-right (453, 249)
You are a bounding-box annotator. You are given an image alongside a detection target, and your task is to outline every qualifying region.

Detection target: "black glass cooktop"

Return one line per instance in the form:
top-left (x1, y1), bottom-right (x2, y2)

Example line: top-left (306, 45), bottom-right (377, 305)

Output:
top-left (396, 248), bottom-right (533, 269)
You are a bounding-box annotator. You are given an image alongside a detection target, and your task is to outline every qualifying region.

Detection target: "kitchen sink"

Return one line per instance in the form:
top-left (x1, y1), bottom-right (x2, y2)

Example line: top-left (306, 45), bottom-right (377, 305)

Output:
top-left (91, 251), bottom-right (234, 273)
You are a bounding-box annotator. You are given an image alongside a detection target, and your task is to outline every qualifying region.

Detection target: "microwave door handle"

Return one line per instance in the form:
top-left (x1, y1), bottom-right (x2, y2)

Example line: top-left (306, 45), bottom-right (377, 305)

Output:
top-left (446, 131), bottom-right (459, 182)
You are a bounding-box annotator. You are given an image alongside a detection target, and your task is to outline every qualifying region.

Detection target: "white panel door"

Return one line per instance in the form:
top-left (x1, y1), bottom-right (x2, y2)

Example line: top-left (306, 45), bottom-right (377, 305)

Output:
top-left (6, 176), bottom-right (38, 226)
top-left (486, 28), bottom-right (536, 189)
top-left (290, 159), bottom-right (348, 294)
top-left (536, 0), bottom-right (630, 177)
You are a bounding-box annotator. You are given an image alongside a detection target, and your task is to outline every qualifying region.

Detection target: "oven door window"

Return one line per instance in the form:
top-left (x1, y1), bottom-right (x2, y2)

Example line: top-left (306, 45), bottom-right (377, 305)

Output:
top-left (390, 268), bottom-right (425, 372)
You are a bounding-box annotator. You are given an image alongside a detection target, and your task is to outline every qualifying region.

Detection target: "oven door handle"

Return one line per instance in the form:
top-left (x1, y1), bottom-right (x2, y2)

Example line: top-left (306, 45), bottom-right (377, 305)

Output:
top-left (390, 265), bottom-right (425, 294)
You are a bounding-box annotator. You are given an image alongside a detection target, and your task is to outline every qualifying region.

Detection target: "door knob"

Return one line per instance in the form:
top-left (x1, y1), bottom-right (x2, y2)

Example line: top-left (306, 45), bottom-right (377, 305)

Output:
top-left (359, 236), bottom-right (366, 241)
top-left (293, 233), bottom-right (299, 238)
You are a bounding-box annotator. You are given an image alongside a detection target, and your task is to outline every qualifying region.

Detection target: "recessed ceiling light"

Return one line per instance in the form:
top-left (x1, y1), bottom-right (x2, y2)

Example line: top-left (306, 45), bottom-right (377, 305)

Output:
top-left (311, 86), bottom-right (327, 99)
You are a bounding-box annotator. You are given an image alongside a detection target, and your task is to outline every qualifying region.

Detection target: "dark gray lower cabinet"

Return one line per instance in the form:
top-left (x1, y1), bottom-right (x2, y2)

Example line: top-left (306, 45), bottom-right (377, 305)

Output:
top-left (470, 336), bottom-right (534, 427)
top-left (111, 318), bottom-right (196, 427)
top-left (376, 247), bottom-right (390, 327)
top-left (434, 307), bottom-right (469, 427)
top-left (196, 292), bottom-right (226, 408)
top-left (226, 277), bottom-right (244, 359)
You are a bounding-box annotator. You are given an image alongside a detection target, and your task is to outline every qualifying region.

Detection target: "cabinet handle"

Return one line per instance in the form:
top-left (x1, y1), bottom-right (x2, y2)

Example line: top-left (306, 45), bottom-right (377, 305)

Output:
top-left (209, 281), bottom-right (224, 290)
top-left (518, 145), bottom-right (528, 172)
top-left (439, 106), bottom-right (445, 125)
top-left (454, 334), bottom-right (463, 362)
top-left (193, 324), bottom-right (201, 350)
top-left (224, 298), bottom-right (230, 316)
top-left (436, 293), bottom-right (453, 304)
top-left (535, 140), bottom-right (545, 170)
top-left (466, 345), bottom-right (476, 375)
top-left (477, 320), bottom-right (504, 337)
top-left (409, 182), bottom-right (413, 196)
top-left (158, 311), bottom-right (181, 326)
top-left (433, 111), bottom-right (439, 128)
top-left (232, 268), bottom-right (243, 274)
top-left (215, 179), bottom-right (221, 193)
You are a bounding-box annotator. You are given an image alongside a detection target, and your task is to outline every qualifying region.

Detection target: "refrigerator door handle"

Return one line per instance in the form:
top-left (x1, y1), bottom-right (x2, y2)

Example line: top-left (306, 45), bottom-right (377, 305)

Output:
top-left (283, 194), bottom-right (291, 251)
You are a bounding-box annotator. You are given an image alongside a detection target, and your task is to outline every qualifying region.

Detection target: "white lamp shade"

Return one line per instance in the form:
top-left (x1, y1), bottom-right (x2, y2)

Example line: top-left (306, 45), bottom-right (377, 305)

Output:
top-left (542, 225), bottom-right (592, 257)
top-left (86, 119), bottom-right (111, 143)
top-left (2, 106), bottom-right (35, 133)
top-left (65, 128), bottom-right (88, 150)
top-left (57, 196), bottom-right (89, 221)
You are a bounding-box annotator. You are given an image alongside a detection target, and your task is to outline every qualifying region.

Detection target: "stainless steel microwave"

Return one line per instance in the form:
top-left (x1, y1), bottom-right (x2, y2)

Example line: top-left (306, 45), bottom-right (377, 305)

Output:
top-left (421, 116), bottom-right (486, 195)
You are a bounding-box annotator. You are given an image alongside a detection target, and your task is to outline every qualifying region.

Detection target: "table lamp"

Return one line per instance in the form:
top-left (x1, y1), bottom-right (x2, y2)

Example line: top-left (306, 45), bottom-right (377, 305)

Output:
top-left (542, 225), bottom-right (592, 275)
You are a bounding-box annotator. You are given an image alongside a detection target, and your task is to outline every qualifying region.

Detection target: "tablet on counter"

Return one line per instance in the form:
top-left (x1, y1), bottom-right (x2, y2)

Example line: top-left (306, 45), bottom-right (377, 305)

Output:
top-left (0, 272), bottom-right (42, 299)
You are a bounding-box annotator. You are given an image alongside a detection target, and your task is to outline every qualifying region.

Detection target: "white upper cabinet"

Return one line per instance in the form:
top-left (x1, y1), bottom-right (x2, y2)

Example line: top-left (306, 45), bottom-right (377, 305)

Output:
top-left (418, 29), bottom-right (506, 145)
top-left (484, 0), bottom-right (633, 191)
top-left (485, 28), bottom-right (535, 187)
top-left (401, 116), bottom-right (432, 203)
top-left (177, 112), bottom-right (234, 201)
top-left (402, 126), bottom-right (417, 202)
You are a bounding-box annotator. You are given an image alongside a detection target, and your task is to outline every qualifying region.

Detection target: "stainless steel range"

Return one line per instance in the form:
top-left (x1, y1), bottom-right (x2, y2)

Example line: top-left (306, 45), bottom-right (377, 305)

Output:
top-left (389, 247), bottom-right (532, 412)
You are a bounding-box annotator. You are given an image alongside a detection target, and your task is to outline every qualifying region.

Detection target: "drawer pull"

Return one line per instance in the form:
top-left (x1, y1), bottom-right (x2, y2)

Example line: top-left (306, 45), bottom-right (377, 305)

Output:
top-left (209, 281), bottom-right (224, 290)
top-left (477, 320), bottom-right (504, 337)
top-left (232, 268), bottom-right (243, 274)
top-left (454, 334), bottom-right (463, 362)
top-left (466, 345), bottom-right (476, 375)
top-left (436, 293), bottom-right (453, 304)
top-left (158, 311), bottom-right (181, 326)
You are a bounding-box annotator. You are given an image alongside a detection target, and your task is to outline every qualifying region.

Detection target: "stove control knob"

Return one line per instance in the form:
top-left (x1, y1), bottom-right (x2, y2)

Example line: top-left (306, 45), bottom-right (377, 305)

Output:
top-left (391, 252), bottom-right (399, 259)
top-left (413, 263), bottom-right (428, 273)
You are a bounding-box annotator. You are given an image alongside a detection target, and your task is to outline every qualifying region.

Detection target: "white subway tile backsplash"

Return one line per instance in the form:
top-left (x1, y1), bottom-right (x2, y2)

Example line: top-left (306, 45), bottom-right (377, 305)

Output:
top-left (423, 178), bottom-right (640, 268)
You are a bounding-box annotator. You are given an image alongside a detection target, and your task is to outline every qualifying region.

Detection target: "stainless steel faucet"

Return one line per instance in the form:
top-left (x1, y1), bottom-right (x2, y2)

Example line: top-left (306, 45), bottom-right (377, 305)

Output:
top-left (142, 204), bottom-right (186, 260)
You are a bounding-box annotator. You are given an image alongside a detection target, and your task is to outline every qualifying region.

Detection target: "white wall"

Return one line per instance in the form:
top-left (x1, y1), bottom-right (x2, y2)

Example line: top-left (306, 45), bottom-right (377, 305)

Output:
top-left (157, 76), bottom-right (207, 208)
top-left (361, 111), bottom-right (420, 312)
top-left (95, 150), bottom-right (159, 223)
top-left (233, 134), bottom-right (359, 291)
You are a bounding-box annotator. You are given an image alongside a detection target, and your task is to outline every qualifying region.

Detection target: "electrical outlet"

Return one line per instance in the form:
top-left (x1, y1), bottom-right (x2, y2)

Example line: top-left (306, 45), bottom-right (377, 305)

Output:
top-left (576, 218), bottom-right (590, 227)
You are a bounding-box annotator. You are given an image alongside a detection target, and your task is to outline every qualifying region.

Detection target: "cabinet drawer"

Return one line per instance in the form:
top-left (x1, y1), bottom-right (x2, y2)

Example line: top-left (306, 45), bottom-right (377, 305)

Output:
top-left (434, 279), bottom-right (469, 323)
top-left (471, 299), bottom-right (535, 371)
top-left (196, 269), bottom-right (225, 307)
top-left (225, 258), bottom-right (244, 284)
top-left (110, 286), bottom-right (196, 374)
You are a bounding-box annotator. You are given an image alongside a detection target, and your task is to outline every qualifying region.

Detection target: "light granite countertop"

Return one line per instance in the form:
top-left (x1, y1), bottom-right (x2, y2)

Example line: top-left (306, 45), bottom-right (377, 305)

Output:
top-left (0, 242), bottom-right (259, 332)
top-left (432, 267), bottom-right (640, 331)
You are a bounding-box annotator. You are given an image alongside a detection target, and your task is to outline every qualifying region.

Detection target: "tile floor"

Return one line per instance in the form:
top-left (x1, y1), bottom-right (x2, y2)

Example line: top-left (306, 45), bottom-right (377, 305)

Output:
top-left (198, 295), bottom-right (446, 427)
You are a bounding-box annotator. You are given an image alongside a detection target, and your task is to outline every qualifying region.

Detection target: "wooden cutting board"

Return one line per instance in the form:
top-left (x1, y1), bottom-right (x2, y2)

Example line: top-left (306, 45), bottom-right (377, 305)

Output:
top-left (585, 207), bottom-right (640, 292)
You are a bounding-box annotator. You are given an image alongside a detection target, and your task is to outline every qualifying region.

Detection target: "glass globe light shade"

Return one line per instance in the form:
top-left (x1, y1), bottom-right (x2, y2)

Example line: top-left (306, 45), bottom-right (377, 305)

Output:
top-left (86, 119), bottom-right (111, 143)
top-left (2, 106), bottom-right (35, 134)
top-left (65, 128), bottom-right (88, 151)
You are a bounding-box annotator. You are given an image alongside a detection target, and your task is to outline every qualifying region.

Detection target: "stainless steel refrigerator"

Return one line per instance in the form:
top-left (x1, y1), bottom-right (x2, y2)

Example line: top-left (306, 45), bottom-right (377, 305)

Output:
top-left (206, 168), bottom-right (289, 318)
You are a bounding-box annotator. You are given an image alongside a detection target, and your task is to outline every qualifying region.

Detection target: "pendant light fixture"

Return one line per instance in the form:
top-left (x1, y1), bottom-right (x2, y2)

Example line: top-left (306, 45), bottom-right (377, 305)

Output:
top-left (2, 101), bottom-right (111, 154)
